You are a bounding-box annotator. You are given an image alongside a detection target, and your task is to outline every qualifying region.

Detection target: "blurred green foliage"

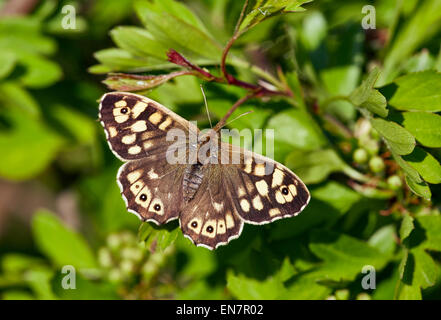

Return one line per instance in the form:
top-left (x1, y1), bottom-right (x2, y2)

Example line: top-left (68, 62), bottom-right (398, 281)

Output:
top-left (1, 0), bottom-right (441, 300)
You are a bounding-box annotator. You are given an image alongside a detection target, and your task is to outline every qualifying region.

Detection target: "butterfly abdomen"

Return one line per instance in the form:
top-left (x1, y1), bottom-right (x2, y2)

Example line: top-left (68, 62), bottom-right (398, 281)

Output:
top-left (183, 163), bottom-right (204, 202)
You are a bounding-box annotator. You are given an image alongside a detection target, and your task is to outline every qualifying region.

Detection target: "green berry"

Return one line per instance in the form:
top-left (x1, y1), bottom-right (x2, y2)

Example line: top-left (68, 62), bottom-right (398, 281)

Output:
top-left (120, 260), bottom-right (135, 275)
top-left (369, 156), bottom-right (385, 173)
top-left (121, 247), bottom-right (143, 262)
top-left (107, 234), bottom-right (121, 250)
top-left (387, 175), bottom-right (402, 190)
top-left (356, 293), bottom-right (371, 300)
top-left (335, 289), bottom-right (350, 300)
top-left (98, 248), bottom-right (113, 268)
top-left (108, 268), bottom-right (123, 283)
top-left (353, 148), bottom-right (368, 164)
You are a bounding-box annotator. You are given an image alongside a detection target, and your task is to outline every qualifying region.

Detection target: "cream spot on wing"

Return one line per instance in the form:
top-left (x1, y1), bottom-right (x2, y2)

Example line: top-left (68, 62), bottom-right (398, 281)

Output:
top-left (256, 180), bottom-right (269, 196)
top-left (115, 100), bottom-right (127, 108)
top-left (244, 156), bottom-right (253, 173)
top-left (148, 168), bottom-right (159, 179)
top-left (238, 186), bottom-right (246, 197)
top-left (143, 141), bottom-right (153, 149)
top-left (148, 198), bottom-right (164, 215)
top-left (188, 218), bottom-right (202, 234)
top-left (115, 115), bottom-right (129, 123)
top-left (201, 219), bottom-right (217, 238)
top-left (269, 208), bottom-right (281, 217)
top-left (108, 127), bottom-right (117, 138)
top-left (252, 195), bottom-right (264, 210)
top-left (275, 191), bottom-right (286, 204)
top-left (289, 184), bottom-right (297, 197)
top-left (128, 145), bottom-right (141, 155)
top-left (122, 134), bottom-right (136, 144)
top-left (130, 180), bottom-right (145, 195)
top-left (272, 168), bottom-right (284, 187)
top-left (132, 101), bottom-right (148, 118)
top-left (217, 219), bottom-right (226, 234)
top-left (226, 213), bottom-right (235, 229)
top-left (135, 186), bottom-right (151, 208)
top-left (240, 199), bottom-right (250, 212)
top-left (148, 112), bottom-right (162, 125)
top-left (127, 170), bottom-right (142, 183)
top-left (141, 131), bottom-right (155, 140)
top-left (254, 163), bottom-right (266, 176)
top-left (213, 202), bottom-right (224, 212)
top-left (159, 116), bottom-right (172, 131)
top-left (131, 120), bottom-right (147, 132)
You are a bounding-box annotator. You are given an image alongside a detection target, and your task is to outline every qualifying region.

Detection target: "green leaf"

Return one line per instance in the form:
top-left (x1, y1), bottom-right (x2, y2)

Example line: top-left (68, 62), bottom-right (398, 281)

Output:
top-left (403, 147), bottom-right (441, 184)
top-left (389, 71), bottom-right (441, 112)
top-left (405, 175), bottom-right (431, 200)
top-left (391, 151), bottom-right (422, 183)
top-left (309, 230), bottom-right (391, 281)
top-left (110, 26), bottom-right (169, 60)
top-left (360, 90), bottom-right (388, 118)
top-left (0, 82), bottom-right (40, 116)
top-left (32, 210), bottom-right (97, 269)
top-left (371, 118), bottom-right (415, 155)
top-left (401, 112), bottom-right (441, 148)
top-left (368, 225), bottom-right (397, 255)
top-left (285, 149), bottom-right (345, 184)
top-left (266, 109), bottom-right (326, 156)
top-left (349, 67), bottom-right (381, 105)
top-left (138, 222), bottom-right (179, 252)
top-left (416, 215), bottom-right (441, 252)
top-left (0, 109), bottom-right (64, 181)
top-left (239, 0), bottom-right (313, 31)
top-left (16, 52), bottom-right (62, 88)
top-left (380, 0), bottom-right (441, 84)
top-left (0, 51), bottom-right (16, 79)
top-left (311, 181), bottom-right (361, 214)
top-left (226, 269), bottom-right (285, 300)
top-left (135, 0), bottom-right (222, 61)
top-left (299, 11), bottom-right (327, 51)
top-left (400, 214), bottom-right (415, 242)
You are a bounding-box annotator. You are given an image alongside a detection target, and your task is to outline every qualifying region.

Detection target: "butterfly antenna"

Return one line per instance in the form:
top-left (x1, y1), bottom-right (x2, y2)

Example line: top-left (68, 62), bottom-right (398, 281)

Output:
top-left (219, 110), bottom-right (254, 130)
top-left (200, 84), bottom-right (212, 128)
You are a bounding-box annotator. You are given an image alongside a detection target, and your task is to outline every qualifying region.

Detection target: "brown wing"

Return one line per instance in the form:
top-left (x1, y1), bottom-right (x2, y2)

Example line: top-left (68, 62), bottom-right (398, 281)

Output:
top-left (225, 144), bottom-right (310, 225)
top-left (99, 92), bottom-right (197, 161)
top-left (179, 164), bottom-right (244, 250)
top-left (179, 143), bottom-right (310, 250)
top-left (117, 155), bottom-right (186, 224)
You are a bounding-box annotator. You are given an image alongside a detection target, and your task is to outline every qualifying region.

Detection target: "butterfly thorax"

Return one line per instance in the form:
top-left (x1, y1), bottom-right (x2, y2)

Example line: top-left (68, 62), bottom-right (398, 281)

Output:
top-left (183, 163), bottom-right (204, 202)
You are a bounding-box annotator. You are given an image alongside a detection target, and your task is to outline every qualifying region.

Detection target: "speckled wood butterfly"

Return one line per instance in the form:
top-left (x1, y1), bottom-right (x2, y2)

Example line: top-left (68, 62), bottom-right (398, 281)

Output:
top-left (99, 92), bottom-right (310, 249)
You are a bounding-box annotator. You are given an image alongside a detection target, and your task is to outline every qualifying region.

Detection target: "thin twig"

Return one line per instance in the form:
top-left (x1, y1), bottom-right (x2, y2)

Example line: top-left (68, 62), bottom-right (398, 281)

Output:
top-left (213, 92), bottom-right (256, 132)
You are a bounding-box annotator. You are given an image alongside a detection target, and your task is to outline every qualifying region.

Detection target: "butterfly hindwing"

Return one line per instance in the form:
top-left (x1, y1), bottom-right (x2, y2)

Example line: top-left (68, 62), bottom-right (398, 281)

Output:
top-left (99, 92), bottom-right (195, 161)
top-left (226, 145), bottom-right (310, 225)
top-left (179, 165), bottom-right (244, 250)
top-left (117, 155), bottom-right (186, 225)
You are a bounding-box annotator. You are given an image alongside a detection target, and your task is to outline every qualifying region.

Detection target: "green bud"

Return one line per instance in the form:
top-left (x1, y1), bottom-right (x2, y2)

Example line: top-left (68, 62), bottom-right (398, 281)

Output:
top-left (356, 293), bottom-right (371, 300)
top-left (108, 268), bottom-right (123, 283)
top-left (353, 148), bottom-right (368, 164)
top-left (369, 156), bottom-right (385, 173)
top-left (335, 289), bottom-right (350, 300)
top-left (121, 247), bottom-right (144, 262)
top-left (98, 247), bottom-right (113, 268)
top-left (107, 234), bottom-right (121, 250)
top-left (120, 260), bottom-right (135, 275)
top-left (364, 140), bottom-right (379, 155)
top-left (387, 175), bottom-right (402, 190)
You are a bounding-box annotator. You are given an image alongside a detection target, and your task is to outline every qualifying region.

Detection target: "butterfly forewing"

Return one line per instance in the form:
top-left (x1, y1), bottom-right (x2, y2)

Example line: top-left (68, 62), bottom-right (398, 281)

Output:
top-left (99, 92), bottom-right (196, 161)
